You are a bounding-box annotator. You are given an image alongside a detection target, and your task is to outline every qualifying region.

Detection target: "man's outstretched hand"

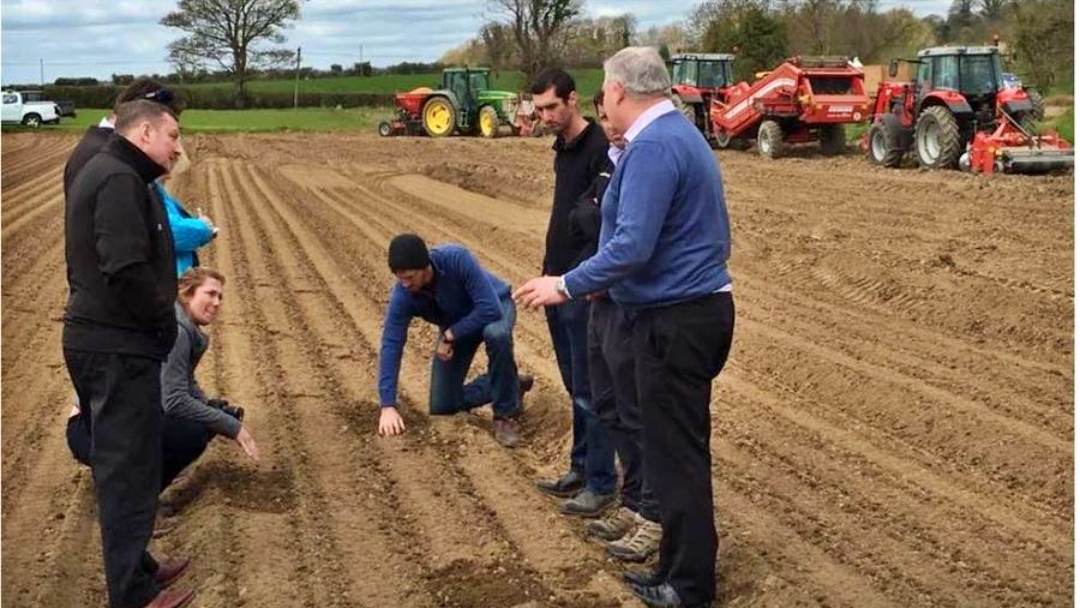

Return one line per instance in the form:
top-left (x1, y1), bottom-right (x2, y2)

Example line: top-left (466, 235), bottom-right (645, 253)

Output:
top-left (378, 406), bottom-right (406, 436)
top-left (513, 276), bottom-right (567, 309)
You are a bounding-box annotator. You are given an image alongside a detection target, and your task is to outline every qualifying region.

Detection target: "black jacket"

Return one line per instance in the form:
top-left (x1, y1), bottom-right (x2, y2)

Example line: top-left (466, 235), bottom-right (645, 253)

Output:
top-left (64, 125), bottom-right (112, 199)
top-left (63, 134), bottom-right (178, 360)
top-left (544, 119), bottom-right (611, 275)
top-left (568, 162), bottom-right (613, 269)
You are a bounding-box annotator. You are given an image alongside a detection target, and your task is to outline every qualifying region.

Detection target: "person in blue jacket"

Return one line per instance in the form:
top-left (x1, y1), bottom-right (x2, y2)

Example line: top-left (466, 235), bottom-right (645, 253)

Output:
top-left (155, 143), bottom-right (217, 276)
top-left (376, 234), bottom-right (533, 448)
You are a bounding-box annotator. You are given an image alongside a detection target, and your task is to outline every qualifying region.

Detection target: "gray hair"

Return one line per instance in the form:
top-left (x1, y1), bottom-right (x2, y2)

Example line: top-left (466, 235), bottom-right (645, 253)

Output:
top-left (603, 46), bottom-right (672, 98)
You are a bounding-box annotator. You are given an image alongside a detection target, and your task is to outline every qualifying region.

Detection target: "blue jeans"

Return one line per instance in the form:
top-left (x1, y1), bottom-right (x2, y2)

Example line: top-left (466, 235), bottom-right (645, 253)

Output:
top-left (430, 296), bottom-right (521, 419)
top-left (546, 299), bottom-right (616, 495)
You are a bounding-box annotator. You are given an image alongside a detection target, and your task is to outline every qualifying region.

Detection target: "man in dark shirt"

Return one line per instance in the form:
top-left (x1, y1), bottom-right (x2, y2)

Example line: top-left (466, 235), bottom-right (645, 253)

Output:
top-left (376, 234), bottom-right (532, 448)
top-left (64, 100), bottom-right (195, 608)
top-left (64, 77), bottom-right (184, 198)
top-left (530, 68), bottom-right (617, 517)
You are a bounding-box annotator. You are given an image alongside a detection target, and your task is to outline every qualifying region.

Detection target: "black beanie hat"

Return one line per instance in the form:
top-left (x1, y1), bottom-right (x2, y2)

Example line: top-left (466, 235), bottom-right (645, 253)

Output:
top-left (388, 233), bottom-right (431, 271)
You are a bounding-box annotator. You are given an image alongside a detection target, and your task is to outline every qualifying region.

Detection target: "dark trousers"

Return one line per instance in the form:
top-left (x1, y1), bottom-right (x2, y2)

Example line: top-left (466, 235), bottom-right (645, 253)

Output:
top-left (546, 298), bottom-right (616, 495)
top-left (430, 296), bottom-right (522, 419)
top-left (588, 298), bottom-right (659, 520)
top-left (69, 412), bottom-right (213, 491)
top-left (64, 349), bottom-right (164, 608)
top-left (633, 293), bottom-right (735, 606)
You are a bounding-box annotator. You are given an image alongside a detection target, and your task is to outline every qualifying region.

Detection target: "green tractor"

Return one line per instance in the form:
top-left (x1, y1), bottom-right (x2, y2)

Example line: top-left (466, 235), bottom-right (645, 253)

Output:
top-left (418, 67), bottom-right (523, 138)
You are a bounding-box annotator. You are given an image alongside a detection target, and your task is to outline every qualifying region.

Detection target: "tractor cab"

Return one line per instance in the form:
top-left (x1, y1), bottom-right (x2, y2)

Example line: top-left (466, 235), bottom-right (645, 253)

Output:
top-left (669, 52), bottom-right (736, 137)
top-left (670, 53), bottom-right (735, 91)
top-left (910, 47), bottom-right (1018, 131)
top-left (442, 68), bottom-right (491, 125)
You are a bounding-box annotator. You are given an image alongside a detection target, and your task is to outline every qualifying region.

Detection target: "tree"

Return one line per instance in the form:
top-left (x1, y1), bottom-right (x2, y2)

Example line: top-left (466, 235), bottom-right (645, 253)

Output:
top-left (480, 22), bottom-right (514, 71)
top-left (161, 0), bottom-right (304, 108)
top-left (696, 1), bottom-right (788, 81)
top-left (488, 0), bottom-right (583, 81)
top-left (1012, 0), bottom-right (1073, 91)
top-left (947, 0), bottom-right (977, 30)
top-left (979, 0), bottom-right (1008, 20)
top-left (330, 64), bottom-right (343, 75)
top-left (780, 0), bottom-right (843, 55)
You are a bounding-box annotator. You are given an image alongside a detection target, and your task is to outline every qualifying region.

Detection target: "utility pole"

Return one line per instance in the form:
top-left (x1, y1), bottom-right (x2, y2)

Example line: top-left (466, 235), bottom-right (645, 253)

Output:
top-left (293, 47), bottom-right (301, 109)
top-left (40, 59), bottom-right (44, 87)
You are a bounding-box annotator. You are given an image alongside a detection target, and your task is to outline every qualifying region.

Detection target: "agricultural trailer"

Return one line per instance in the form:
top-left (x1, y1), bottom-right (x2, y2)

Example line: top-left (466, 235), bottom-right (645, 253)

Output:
top-left (708, 56), bottom-right (871, 157)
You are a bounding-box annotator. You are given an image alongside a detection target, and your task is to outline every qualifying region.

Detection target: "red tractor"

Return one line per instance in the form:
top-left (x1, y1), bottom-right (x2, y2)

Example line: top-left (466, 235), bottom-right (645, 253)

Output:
top-left (708, 56), bottom-right (870, 156)
top-left (669, 52), bottom-right (736, 140)
top-left (865, 46), bottom-right (1073, 174)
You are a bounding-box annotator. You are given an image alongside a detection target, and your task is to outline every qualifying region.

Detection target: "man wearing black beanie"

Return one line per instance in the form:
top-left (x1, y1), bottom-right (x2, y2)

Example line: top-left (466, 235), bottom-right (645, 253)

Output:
top-left (377, 234), bottom-right (533, 447)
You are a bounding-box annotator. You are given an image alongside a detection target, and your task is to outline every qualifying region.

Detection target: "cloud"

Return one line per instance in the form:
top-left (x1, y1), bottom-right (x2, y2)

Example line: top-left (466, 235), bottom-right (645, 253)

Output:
top-left (1, 0), bottom-right (952, 85)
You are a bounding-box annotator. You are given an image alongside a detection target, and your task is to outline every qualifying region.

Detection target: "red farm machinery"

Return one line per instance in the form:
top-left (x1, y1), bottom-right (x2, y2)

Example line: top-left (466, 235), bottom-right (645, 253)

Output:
top-left (864, 46), bottom-right (1072, 174)
top-left (668, 52), bottom-right (737, 140)
top-left (707, 56), bottom-right (871, 157)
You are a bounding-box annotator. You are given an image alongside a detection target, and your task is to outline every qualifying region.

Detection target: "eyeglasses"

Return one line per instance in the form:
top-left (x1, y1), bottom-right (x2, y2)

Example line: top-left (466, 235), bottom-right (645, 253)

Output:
top-left (143, 89), bottom-right (175, 105)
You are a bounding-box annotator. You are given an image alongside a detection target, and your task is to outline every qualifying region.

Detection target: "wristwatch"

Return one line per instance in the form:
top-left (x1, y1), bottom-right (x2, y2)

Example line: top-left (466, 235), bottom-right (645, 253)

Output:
top-left (556, 276), bottom-right (572, 300)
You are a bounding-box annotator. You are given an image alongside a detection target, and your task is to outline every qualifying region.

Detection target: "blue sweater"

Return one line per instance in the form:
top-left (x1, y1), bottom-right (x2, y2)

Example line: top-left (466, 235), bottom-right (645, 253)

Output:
top-left (155, 182), bottom-right (214, 276)
top-left (378, 244), bottom-right (510, 406)
top-left (564, 111), bottom-right (731, 307)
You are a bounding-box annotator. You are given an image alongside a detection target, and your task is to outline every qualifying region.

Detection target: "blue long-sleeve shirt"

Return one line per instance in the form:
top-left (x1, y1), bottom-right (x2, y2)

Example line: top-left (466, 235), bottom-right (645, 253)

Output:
top-left (155, 181), bottom-right (214, 276)
top-left (563, 110), bottom-right (731, 307)
top-left (378, 244), bottom-right (510, 406)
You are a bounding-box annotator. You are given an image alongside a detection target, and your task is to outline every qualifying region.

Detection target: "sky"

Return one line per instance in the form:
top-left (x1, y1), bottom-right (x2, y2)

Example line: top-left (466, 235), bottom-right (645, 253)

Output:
top-left (0, 0), bottom-right (952, 86)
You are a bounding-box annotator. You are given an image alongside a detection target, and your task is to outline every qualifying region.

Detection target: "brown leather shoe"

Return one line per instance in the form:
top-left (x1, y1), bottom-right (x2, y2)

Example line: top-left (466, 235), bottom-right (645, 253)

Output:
top-left (518, 373), bottom-right (535, 402)
top-left (493, 416), bottom-right (520, 448)
top-left (153, 554), bottom-right (190, 588)
top-left (142, 588), bottom-right (195, 608)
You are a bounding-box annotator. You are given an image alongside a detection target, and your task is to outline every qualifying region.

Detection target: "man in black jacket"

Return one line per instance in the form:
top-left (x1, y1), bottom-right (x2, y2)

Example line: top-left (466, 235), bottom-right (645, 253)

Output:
top-left (64, 99), bottom-right (194, 608)
top-left (64, 77), bottom-right (183, 198)
top-left (530, 68), bottom-right (617, 517)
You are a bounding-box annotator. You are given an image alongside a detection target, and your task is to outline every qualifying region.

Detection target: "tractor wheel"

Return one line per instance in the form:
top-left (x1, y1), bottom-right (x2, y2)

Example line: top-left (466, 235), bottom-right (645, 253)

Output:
top-left (1026, 88), bottom-right (1045, 121)
top-left (868, 120), bottom-right (903, 167)
top-left (422, 96), bottom-right (455, 137)
top-left (478, 106), bottom-right (500, 138)
top-left (22, 113), bottom-right (42, 128)
top-left (673, 97), bottom-right (699, 130)
top-left (378, 121), bottom-right (393, 137)
top-left (914, 105), bottom-right (962, 169)
top-left (819, 124), bottom-right (847, 156)
top-left (715, 131), bottom-right (749, 151)
top-left (757, 120), bottom-right (785, 159)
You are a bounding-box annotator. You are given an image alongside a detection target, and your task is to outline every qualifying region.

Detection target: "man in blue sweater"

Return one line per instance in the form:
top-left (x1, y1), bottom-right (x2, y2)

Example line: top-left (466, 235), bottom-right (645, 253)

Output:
top-left (377, 234), bottom-right (531, 447)
top-left (515, 47), bottom-right (735, 608)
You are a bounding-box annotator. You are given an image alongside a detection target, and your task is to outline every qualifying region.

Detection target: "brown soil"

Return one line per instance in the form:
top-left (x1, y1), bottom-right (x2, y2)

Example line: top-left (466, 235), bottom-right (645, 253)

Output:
top-left (2, 131), bottom-right (1073, 608)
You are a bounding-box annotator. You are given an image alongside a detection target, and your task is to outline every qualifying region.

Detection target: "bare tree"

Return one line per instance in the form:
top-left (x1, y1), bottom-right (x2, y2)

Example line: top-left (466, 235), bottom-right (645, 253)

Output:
top-left (979, 0), bottom-right (1008, 19)
top-left (480, 22), bottom-right (513, 73)
top-left (161, 0), bottom-right (304, 107)
top-left (488, 0), bottom-right (584, 81)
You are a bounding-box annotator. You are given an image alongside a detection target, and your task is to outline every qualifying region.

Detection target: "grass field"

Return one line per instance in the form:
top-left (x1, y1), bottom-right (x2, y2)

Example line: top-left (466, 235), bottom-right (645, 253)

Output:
top-left (5, 106), bottom-right (396, 133)
top-left (186, 68), bottom-right (605, 96)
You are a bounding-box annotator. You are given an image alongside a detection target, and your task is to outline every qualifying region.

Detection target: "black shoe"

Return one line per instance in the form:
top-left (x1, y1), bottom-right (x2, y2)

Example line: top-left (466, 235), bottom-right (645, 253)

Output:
top-left (535, 469), bottom-right (585, 498)
top-left (560, 489), bottom-right (616, 517)
top-left (622, 567), bottom-right (664, 588)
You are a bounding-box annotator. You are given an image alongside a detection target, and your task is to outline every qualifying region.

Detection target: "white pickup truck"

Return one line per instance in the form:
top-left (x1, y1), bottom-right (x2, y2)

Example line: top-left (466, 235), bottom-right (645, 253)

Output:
top-left (1, 90), bottom-right (61, 127)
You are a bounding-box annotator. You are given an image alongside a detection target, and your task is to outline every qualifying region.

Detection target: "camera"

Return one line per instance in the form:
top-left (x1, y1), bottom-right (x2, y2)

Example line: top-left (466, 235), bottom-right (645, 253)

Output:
top-left (207, 398), bottom-right (245, 422)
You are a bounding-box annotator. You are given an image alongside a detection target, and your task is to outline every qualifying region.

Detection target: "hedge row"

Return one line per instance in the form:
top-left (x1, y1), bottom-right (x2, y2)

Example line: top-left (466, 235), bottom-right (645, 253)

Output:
top-left (40, 85), bottom-right (394, 110)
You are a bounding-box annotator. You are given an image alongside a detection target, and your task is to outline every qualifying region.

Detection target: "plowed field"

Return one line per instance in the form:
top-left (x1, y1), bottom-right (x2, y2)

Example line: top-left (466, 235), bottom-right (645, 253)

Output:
top-left (2, 131), bottom-right (1073, 608)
